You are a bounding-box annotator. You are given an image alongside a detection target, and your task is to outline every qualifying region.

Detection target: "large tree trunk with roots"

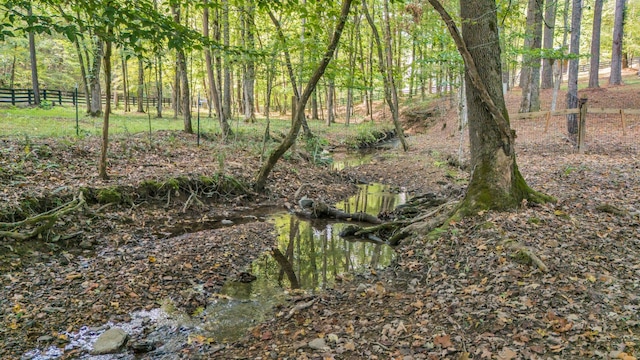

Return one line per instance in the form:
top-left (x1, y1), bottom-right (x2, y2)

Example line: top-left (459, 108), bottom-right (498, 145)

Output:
top-left (427, 0), bottom-right (551, 217)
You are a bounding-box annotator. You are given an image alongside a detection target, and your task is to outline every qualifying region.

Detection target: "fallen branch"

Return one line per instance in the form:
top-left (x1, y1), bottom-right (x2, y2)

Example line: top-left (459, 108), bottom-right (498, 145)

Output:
top-left (0, 192), bottom-right (86, 241)
top-left (284, 298), bottom-right (317, 320)
top-left (295, 199), bottom-right (382, 224)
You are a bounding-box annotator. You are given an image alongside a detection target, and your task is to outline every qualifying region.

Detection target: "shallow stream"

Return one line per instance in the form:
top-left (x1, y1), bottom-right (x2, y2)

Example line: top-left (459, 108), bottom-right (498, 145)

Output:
top-left (23, 152), bottom-right (407, 359)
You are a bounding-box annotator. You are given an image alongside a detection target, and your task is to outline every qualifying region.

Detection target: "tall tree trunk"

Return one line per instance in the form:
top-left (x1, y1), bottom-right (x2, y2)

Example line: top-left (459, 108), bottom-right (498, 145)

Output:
top-left (254, 0), bottom-right (353, 191)
top-left (89, 39), bottom-right (104, 117)
top-left (156, 56), bottom-right (163, 118)
top-left (267, 9), bottom-right (312, 136)
top-left (362, 0), bottom-right (408, 151)
top-left (427, 0), bottom-right (550, 213)
top-left (154, 0), bottom-right (162, 118)
top-left (27, 3), bottom-right (40, 106)
top-left (588, 0), bottom-right (604, 88)
top-left (311, 90), bottom-right (319, 120)
top-left (222, 0), bottom-right (232, 122)
top-left (137, 57), bottom-right (145, 112)
top-left (99, 31), bottom-right (113, 180)
top-left (327, 79), bottom-right (335, 126)
top-left (172, 5), bottom-right (192, 133)
top-left (566, 0), bottom-right (582, 141)
top-left (74, 39), bottom-right (90, 112)
top-left (519, 0), bottom-right (544, 113)
top-left (243, 1), bottom-right (256, 123)
top-left (540, 0), bottom-right (557, 89)
top-left (121, 49), bottom-right (129, 112)
top-left (609, 0), bottom-right (626, 85)
top-left (203, 0), bottom-right (229, 136)
top-left (346, 10), bottom-right (360, 126)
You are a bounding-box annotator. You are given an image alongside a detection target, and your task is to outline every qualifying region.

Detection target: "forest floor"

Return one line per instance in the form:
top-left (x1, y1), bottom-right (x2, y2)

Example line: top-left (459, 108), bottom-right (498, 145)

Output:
top-left (1, 72), bottom-right (639, 360)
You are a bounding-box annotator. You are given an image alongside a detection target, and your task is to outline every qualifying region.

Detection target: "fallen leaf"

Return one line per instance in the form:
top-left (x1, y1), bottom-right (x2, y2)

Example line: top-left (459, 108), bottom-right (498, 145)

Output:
top-left (434, 334), bottom-right (452, 348)
top-left (497, 347), bottom-right (517, 360)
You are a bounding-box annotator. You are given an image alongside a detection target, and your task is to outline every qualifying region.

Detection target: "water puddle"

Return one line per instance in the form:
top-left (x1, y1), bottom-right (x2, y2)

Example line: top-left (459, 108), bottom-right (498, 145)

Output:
top-left (23, 181), bottom-right (408, 359)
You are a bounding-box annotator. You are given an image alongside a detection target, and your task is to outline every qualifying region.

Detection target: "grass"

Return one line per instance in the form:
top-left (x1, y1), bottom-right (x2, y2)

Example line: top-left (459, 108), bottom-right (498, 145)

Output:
top-left (0, 104), bottom-right (393, 146)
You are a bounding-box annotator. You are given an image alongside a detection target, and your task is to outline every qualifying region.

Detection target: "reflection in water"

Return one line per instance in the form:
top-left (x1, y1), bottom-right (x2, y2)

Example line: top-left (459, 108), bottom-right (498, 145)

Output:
top-left (253, 183), bottom-right (406, 291)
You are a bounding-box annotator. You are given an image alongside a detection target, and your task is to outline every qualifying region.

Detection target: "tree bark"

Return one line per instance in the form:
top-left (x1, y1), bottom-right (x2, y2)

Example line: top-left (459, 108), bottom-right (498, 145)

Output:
top-left (99, 31), bottom-right (112, 180)
top-left (137, 57), bottom-right (145, 112)
top-left (89, 39), bottom-right (103, 117)
top-left (222, 0), bottom-right (232, 122)
top-left (609, 0), bottom-right (626, 85)
top-left (243, 0), bottom-right (256, 123)
top-left (588, 0), bottom-right (604, 88)
top-left (172, 5), bottom-right (192, 133)
top-left (566, 0), bottom-right (582, 140)
top-left (427, 0), bottom-right (550, 214)
top-left (28, 3), bottom-right (40, 106)
top-left (520, 0), bottom-right (544, 113)
top-left (254, 0), bottom-right (353, 191)
top-left (540, 0), bottom-right (557, 89)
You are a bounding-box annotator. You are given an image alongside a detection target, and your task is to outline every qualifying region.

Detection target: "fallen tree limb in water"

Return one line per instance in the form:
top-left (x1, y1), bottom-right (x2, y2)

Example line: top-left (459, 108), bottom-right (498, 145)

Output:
top-left (0, 192), bottom-right (86, 241)
top-left (295, 199), bottom-right (382, 224)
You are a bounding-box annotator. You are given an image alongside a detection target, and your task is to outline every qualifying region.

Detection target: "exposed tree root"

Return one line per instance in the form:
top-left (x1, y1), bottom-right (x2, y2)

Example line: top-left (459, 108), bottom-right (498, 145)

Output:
top-left (0, 192), bottom-right (86, 241)
top-left (502, 238), bottom-right (549, 272)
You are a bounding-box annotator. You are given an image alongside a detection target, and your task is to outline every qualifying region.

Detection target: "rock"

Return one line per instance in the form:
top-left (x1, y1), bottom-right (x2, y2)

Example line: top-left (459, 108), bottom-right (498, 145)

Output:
top-left (327, 333), bottom-right (339, 343)
top-left (221, 219), bottom-right (234, 225)
top-left (37, 335), bottom-right (54, 342)
top-left (308, 338), bottom-right (328, 351)
top-left (91, 328), bottom-right (129, 355)
top-left (356, 283), bottom-right (369, 292)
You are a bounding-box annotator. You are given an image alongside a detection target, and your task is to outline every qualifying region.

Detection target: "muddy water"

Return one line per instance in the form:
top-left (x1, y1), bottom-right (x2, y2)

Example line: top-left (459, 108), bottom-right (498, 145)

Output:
top-left (23, 175), bottom-right (407, 359)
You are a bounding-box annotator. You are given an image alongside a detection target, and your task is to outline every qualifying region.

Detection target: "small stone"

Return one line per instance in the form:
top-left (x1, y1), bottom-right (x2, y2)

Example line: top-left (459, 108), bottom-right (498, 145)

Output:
top-left (356, 283), bottom-right (369, 292)
top-left (308, 338), bottom-right (328, 351)
top-left (91, 327), bottom-right (129, 355)
top-left (221, 219), bottom-right (234, 225)
top-left (130, 339), bottom-right (156, 353)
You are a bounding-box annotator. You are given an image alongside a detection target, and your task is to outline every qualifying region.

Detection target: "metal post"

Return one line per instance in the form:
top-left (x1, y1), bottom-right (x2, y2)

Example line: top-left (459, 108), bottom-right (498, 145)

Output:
top-left (577, 98), bottom-right (588, 154)
top-left (75, 86), bottom-right (79, 136)
top-left (197, 92), bottom-right (201, 147)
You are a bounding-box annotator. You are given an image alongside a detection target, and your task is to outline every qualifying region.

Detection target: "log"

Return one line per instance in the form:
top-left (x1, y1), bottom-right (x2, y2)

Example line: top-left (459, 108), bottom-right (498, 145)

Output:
top-left (295, 199), bottom-right (382, 224)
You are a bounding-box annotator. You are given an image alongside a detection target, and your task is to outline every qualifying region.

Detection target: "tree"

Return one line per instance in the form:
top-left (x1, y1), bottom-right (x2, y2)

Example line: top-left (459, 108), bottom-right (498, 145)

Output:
top-left (609, 0), bottom-right (626, 85)
top-left (540, 0), bottom-right (557, 89)
top-left (254, 0), bottom-right (354, 191)
top-left (203, 0), bottom-right (229, 137)
top-left (566, 0), bottom-right (582, 140)
top-left (362, 0), bottom-right (408, 151)
top-left (242, 0), bottom-right (256, 123)
top-left (171, 3), bottom-right (192, 133)
top-left (426, 0), bottom-right (550, 214)
top-left (27, 1), bottom-right (41, 106)
top-left (137, 56), bottom-right (145, 112)
top-left (588, 0), bottom-right (604, 88)
top-left (519, 0), bottom-right (544, 113)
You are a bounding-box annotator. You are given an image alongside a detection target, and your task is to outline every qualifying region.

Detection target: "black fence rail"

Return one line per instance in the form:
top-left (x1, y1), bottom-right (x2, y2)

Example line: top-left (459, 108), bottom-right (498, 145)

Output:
top-left (0, 88), bottom-right (80, 106)
top-left (0, 88), bottom-right (172, 108)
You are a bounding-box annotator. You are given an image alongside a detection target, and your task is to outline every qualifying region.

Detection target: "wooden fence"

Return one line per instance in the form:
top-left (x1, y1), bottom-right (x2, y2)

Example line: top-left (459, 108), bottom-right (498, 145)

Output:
top-left (0, 88), bottom-right (172, 108)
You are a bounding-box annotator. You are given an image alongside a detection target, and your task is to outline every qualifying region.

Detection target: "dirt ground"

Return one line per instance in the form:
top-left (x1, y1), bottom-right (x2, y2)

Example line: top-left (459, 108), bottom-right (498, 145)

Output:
top-left (1, 74), bottom-right (639, 359)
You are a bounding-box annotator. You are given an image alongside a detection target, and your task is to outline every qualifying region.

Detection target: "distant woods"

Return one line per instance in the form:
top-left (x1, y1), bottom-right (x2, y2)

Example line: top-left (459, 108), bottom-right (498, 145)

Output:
top-left (1, 0), bottom-right (637, 122)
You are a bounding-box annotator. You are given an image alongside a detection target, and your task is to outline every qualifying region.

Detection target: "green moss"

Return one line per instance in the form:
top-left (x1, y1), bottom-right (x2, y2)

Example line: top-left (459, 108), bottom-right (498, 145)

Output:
top-left (139, 180), bottom-right (163, 196)
top-left (527, 217), bottom-right (541, 224)
top-left (96, 187), bottom-right (122, 204)
top-left (164, 178), bottom-right (181, 191)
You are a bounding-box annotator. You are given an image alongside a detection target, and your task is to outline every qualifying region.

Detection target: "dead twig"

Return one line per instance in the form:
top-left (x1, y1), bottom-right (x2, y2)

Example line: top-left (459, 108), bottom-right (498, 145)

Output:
top-left (284, 298), bottom-right (317, 320)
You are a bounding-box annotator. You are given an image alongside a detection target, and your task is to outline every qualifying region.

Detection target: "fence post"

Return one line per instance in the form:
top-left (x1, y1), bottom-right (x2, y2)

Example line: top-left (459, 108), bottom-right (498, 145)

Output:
top-left (58, 90), bottom-right (62, 105)
top-left (577, 98), bottom-right (588, 154)
top-left (43, 89), bottom-right (47, 101)
top-left (11, 89), bottom-right (15, 106)
top-left (28, 89), bottom-right (32, 105)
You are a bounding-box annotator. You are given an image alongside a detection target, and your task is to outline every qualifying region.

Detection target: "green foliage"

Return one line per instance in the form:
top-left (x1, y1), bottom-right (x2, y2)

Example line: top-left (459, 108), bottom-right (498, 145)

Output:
top-left (38, 99), bottom-right (53, 110)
